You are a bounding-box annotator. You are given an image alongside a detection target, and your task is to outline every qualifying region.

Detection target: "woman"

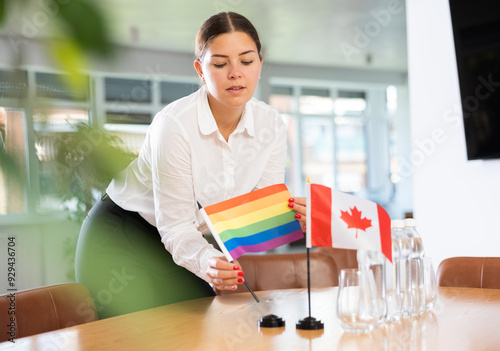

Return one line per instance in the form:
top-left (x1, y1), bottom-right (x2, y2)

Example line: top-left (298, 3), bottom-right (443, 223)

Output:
top-left (75, 12), bottom-right (306, 319)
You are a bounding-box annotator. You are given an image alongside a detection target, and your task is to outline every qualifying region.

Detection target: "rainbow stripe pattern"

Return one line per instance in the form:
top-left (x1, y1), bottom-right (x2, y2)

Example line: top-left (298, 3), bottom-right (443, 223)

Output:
top-left (201, 184), bottom-right (304, 261)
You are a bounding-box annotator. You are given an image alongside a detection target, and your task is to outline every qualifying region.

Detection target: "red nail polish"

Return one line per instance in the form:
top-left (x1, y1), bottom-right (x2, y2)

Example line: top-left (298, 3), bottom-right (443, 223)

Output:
top-left (288, 203), bottom-right (294, 208)
top-left (238, 278), bottom-right (244, 283)
top-left (232, 285), bottom-right (237, 290)
top-left (238, 271), bottom-right (244, 277)
top-left (289, 198), bottom-right (294, 202)
top-left (295, 213), bottom-right (302, 219)
top-left (233, 266), bottom-right (240, 270)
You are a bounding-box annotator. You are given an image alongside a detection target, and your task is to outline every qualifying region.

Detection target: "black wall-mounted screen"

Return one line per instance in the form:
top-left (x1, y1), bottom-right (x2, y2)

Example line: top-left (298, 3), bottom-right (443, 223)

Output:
top-left (449, 0), bottom-right (500, 160)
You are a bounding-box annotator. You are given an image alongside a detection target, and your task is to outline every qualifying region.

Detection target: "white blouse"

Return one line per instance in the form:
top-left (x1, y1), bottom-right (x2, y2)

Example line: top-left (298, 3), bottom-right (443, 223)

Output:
top-left (107, 85), bottom-right (287, 282)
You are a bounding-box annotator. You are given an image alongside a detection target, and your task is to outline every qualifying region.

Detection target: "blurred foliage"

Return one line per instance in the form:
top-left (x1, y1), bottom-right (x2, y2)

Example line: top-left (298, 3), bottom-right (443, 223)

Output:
top-left (54, 123), bottom-right (135, 223)
top-left (57, 0), bottom-right (112, 56)
top-left (1, 0), bottom-right (114, 93)
top-left (0, 0), bottom-right (4, 24)
top-left (0, 0), bottom-right (113, 57)
top-left (0, 0), bottom-right (119, 218)
top-left (0, 0), bottom-right (122, 281)
top-left (55, 123), bottom-right (135, 282)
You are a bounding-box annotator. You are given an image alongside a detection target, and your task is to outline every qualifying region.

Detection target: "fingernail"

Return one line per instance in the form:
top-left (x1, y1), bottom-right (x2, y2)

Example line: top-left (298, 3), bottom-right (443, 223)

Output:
top-left (233, 266), bottom-right (240, 270)
top-left (289, 198), bottom-right (294, 202)
top-left (232, 285), bottom-right (237, 290)
top-left (304, 225), bottom-right (307, 230)
top-left (238, 278), bottom-right (244, 283)
top-left (295, 213), bottom-right (301, 219)
top-left (238, 271), bottom-right (245, 276)
top-left (288, 203), bottom-right (294, 208)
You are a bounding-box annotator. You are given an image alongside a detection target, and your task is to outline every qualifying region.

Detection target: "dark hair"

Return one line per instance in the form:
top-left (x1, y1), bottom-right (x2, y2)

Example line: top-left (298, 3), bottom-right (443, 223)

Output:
top-left (195, 12), bottom-right (262, 62)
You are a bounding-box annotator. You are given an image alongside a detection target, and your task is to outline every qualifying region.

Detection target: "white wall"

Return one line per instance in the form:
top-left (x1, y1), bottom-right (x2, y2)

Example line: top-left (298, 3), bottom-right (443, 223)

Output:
top-left (406, 0), bottom-right (500, 266)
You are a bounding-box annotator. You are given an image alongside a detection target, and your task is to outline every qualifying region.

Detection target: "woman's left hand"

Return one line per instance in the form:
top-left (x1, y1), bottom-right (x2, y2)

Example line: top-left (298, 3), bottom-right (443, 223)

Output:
top-left (288, 196), bottom-right (306, 231)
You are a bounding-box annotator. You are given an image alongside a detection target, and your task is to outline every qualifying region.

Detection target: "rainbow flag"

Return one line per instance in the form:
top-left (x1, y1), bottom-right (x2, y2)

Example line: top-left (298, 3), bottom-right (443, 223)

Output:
top-left (200, 184), bottom-right (304, 261)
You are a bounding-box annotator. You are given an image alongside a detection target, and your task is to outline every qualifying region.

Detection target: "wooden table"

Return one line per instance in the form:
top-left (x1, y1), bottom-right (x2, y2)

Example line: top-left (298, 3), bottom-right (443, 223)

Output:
top-left (1, 287), bottom-right (500, 350)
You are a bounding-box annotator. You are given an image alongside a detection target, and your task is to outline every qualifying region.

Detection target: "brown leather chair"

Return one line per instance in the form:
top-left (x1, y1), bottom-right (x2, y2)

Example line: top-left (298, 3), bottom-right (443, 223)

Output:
top-left (218, 252), bottom-right (339, 295)
top-left (314, 247), bottom-right (358, 271)
top-left (0, 283), bottom-right (98, 342)
top-left (437, 257), bottom-right (500, 289)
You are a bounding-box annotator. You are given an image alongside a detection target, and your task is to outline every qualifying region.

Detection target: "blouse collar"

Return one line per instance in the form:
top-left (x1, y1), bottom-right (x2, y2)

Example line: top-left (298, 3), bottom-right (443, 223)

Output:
top-left (197, 85), bottom-right (255, 138)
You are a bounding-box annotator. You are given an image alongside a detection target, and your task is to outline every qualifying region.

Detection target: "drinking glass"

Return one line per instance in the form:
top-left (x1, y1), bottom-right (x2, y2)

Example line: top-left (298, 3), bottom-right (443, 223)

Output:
top-left (337, 268), bottom-right (378, 333)
top-left (423, 257), bottom-right (438, 311)
top-left (370, 260), bottom-right (388, 325)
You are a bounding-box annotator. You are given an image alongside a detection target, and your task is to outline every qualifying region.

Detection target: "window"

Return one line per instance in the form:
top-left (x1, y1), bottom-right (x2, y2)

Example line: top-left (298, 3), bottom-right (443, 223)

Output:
top-left (105, 112), bottom-right (152, 125)
top-left (389, 119), bottom-right (401, 184)
top-left (34, 109), bottom-right (91, 213)
top-left (335, 116), bottom-right (367, 192)
top-left (33, 108), bottom-right (89, 131)
top-left (161, 82), bottom-right (198, 105)
top-left (334, 91), bottom-right (367, 115)
top-left (32, 73), bottom-right (92, 213)
top-left (1, 71), bottom-right (94, 215)
top-left (299, 88), bottom-right (333, 115)
top-left (386, 85), bottom-right (398, 111)
top-left (36, 72), bottom-right (89, 101)
top-left (269, 86), bottom-right (294, 113)
top-left (301, 117), bottom-right (335, 187)
top-left (269, 83), bottom-right (379, 199)
top-left (281, 113), bottom-right (299, 194)
top-left (0, 108), bottom-right (28, 214)
top-left (101, 78), bottom-right (199, 155)
top-left (0, 69), bottom-right (204, 219)
top-left (0, 69), bottom-right (28, 99)
top-left (104, 124), bottom-right (148, 155)
top-left (105, 77), bottom-right (152, 103)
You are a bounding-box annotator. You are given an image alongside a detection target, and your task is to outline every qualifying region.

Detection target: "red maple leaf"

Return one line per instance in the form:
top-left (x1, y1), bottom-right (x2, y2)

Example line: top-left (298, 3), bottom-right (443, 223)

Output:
top-left (340, 206), bottom-right (372, 238)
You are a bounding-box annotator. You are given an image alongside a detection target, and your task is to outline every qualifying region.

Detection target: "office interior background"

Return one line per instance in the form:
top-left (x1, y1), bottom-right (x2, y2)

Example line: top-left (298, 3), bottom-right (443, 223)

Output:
top-left (0, 0), bottom-right (499, 294)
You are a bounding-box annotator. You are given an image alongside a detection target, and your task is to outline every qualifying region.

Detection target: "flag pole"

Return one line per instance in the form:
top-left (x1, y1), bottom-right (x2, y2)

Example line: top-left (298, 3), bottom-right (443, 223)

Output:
top-left (305, 177), bottom-right (313, 318)
top-left (243, 281), bottom-right (259, 302)
top-left (307, 247), bottom-right (311, 318)
top-left (198, 201), bottom-right (259, 303)
top-left (296, 178), bottom-right (324, 330)
top-left (296, 247), bottom-right (324, 330)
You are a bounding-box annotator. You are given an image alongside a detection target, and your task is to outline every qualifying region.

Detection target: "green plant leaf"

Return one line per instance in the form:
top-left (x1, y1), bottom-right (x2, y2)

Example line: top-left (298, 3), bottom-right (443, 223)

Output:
top-left (57, 0), bottom-right (113, 57)
top-left (53, 123), bottom-right (135, 220)
top-left (49, 39), bottom-right (89, 90)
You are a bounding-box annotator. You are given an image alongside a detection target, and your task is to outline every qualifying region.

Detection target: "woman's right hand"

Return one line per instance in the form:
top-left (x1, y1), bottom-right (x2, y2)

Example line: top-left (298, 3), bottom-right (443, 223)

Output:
top-left (288, 196), bottom-right (307, 232)
top-left (206, 257), bottom-right (245, 291)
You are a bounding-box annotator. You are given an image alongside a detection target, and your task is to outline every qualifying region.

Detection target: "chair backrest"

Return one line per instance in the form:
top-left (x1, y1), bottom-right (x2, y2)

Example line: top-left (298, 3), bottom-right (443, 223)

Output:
top-left (219, 252), bottom-right (339, 295)
top-left (0, 283), bottom-right (98, 342)
top-left (314, 247), bottom-right (358, 272)
top-left (437, 257), bottom-right (500, 289)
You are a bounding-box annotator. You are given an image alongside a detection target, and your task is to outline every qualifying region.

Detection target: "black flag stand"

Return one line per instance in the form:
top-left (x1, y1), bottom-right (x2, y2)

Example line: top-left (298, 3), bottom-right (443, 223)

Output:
top-left (296, 248), bottom-right (324, 330)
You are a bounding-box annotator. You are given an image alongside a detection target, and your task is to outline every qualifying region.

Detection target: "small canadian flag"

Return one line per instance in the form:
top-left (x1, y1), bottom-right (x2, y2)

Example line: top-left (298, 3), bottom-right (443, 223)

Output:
top-left (306, 183), bottom-right (392, 262)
